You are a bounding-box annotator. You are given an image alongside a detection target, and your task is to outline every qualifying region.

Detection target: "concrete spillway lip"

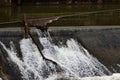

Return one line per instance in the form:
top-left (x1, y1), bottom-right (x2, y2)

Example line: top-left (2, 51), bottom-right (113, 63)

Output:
top-left (0, 27), bottom-right (36, 32)
top-left (0, 27), bottom-right (23, 32)
top-left (0, 26), bottom-right (120, 32)
top-left (49, 26), bottom-right (120, 31)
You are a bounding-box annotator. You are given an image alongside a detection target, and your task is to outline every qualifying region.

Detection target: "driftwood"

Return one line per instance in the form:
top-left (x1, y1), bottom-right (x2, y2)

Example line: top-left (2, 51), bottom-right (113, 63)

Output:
top-left (23, 14), bottom-right (29, 38)
top-left (23, 14), bottom-right (59, 66)
top-left (29, 32), bottom-right (58, 66)
top-left (28, 17), bottom-right (59, 27)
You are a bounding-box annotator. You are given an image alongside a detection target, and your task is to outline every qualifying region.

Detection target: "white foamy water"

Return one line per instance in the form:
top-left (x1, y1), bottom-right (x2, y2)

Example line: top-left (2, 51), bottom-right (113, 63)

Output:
top-left (40, 38), bottom-right (111, 77)
top-left (81, 73), bottom-right (120, 80)
top-left (0, 33), bottom-right (116, 80)
top-left (45, 73), bottom-right (120, 80)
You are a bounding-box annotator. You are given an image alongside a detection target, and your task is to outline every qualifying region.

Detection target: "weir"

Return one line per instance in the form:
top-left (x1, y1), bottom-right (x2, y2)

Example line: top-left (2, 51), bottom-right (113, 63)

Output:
top-left (0, 10), bottom-right (120, 80)
top-left (49, 26), bottom-right (120, 72)
top-left (0, 26), bottom-right (120, 80)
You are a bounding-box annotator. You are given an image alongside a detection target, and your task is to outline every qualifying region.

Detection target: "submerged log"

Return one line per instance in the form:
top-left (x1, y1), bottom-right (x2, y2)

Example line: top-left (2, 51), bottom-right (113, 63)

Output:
top-left (29, 32), bottom-right (58, 65)
top-left (29, 32), bottom-right (63, 73)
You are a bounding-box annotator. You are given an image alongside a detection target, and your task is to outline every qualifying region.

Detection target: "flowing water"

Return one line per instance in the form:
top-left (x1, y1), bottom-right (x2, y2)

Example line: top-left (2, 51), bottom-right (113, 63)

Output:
top-left (46, 73), bottom-right (120, 80)
top-left (0, 29), bottom-right (120, 80)
top-left (1, 5), bottom-right (120, 27)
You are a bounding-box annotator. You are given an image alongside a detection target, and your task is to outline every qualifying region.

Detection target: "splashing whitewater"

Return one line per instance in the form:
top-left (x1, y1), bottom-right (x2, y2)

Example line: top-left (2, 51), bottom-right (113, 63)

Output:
top-left (0, 30), bottom-right (115, 80)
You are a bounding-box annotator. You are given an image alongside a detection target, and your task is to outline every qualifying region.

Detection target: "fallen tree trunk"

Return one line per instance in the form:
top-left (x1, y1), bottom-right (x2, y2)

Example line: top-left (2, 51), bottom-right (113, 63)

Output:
top-left (28, 31), bottom-right (58, 66)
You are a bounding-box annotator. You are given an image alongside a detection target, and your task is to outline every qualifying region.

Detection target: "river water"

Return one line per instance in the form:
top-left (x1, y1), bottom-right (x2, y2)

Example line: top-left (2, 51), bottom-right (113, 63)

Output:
top-left (0, 5), bottom-right (120, 80)
top-left (0, 5), bottom-right (120, 27)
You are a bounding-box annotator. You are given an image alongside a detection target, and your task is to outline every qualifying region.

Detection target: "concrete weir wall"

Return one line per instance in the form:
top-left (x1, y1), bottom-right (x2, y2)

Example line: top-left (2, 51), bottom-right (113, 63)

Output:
top-left (49, 26), bottom-right (120, 72)
top-left (0, 26), bottom-right (120, 73)
top-left (79, 28), bottom-right (120, 72)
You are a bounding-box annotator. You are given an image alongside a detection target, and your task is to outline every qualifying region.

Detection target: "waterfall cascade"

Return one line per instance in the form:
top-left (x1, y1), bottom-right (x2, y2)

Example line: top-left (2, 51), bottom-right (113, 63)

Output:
top-left (0, 29), bottom-right (120, 80)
